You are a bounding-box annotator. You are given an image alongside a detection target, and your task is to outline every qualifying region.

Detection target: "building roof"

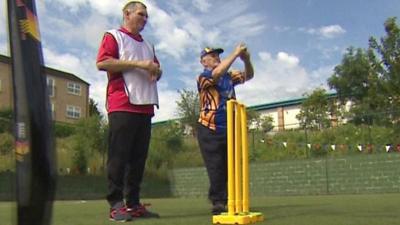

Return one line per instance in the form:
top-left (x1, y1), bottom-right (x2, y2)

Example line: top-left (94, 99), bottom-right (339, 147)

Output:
top-left (247, 93), bottom-right (337, 111)
top-left (0, 54), bottom-right (89, 86)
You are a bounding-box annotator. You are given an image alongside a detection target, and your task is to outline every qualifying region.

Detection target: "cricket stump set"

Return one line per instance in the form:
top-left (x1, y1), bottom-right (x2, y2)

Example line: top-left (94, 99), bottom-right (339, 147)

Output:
top-left (213, 100), bottom-right (264, 224)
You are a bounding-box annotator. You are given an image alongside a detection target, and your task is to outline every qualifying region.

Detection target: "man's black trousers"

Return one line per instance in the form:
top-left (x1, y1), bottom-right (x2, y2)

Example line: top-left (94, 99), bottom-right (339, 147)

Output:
top-left (107, 112), bottom-right (152, 208)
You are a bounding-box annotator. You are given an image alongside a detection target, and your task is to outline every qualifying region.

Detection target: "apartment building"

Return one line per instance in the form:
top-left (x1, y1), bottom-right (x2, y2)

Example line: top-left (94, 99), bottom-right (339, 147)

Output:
top-left (0, 54), bottom-right (89, 124)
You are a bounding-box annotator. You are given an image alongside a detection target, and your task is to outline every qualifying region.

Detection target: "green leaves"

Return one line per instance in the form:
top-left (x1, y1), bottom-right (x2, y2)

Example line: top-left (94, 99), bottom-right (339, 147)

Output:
top-left (297, 88), bottom-right (331, 130)
top-left (175, 89), bottom-right (200, 136)
top-left (328, 17), bottom-right (400, 127)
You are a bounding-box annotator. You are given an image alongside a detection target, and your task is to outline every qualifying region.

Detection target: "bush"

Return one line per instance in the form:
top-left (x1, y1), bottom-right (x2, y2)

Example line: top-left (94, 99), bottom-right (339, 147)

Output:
top-left (0, 133), bottom-right (14, 155)
top-left (54, 122), bottom-right (76, 138)
top-left (0, 108), bottom-right (12, 133)
top-left (147, 121), bottom-right (184, 172)
top-left (72, 140), bottom-right (88, 175)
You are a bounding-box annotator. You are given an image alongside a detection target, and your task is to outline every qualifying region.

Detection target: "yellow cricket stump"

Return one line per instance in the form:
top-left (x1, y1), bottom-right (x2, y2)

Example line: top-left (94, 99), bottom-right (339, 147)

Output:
top-left (213, 100), bottom-right (264, 224)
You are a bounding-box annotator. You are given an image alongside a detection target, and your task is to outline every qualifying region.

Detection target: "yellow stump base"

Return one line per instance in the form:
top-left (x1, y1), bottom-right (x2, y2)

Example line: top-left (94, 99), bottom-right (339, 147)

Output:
top-left (213, 212), bottom-right (264, 224)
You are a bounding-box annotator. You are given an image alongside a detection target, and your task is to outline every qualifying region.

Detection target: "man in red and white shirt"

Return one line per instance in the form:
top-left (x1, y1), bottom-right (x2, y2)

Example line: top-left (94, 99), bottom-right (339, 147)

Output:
top-left (96, 1), bottom-right (161, 222)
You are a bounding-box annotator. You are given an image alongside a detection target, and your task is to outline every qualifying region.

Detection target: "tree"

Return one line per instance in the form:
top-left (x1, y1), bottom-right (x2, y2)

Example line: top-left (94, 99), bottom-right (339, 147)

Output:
top-left (148, 121), bottom-right (184, 171)
top-left (369, 17), bottom-right (400, 126)
top-left (260, 116), bottom-right (274, 134)
top-left (72, 114), bottom-right (107, 174)
top-left (89, 98), bottom-right (101, 117)
top-left (328, 47), bottom-right (385, 125)
top-left (328, 18), bottom-right (400, 126)
top-left (247, 109), bottom-right (274, 133)
top-left (246, 109), bottom-right (261, 129)
top-left (296, 88), bottom-right (331, 130)
top-left (175, 89), bottom-right (199, 136)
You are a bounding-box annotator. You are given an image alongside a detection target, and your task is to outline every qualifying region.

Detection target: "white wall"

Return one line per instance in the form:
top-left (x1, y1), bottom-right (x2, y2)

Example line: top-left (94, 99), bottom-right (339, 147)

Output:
top-left (256, 104), bottom-right (302, 131)
top-left (283, 105), bottom-right (301, 129)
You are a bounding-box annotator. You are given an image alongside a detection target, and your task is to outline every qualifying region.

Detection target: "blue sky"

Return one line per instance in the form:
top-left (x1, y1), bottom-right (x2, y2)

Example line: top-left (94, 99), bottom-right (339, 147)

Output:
top-left (0, 0), bottom-right (399, 122)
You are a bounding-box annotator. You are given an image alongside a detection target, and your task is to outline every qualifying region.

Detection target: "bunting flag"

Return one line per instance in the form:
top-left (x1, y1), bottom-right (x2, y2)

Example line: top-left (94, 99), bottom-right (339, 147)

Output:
top-left (7, 0), bottom-right (56, 225)
top-left (385, 144), bottom-right (392, 152)
top-left (255, 136), bottom-right (398, 154)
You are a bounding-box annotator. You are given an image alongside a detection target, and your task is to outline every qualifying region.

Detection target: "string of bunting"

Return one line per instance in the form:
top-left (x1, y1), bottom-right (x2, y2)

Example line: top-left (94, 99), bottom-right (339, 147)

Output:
top-left (260, 139), bottom-right (400, 153)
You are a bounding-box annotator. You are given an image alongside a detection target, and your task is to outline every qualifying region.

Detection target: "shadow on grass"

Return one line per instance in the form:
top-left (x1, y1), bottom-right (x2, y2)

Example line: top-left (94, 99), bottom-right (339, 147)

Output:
top-left (135, 211), bottom-right (210, 220)
top-left (252, 203), bottom-right (329, 221)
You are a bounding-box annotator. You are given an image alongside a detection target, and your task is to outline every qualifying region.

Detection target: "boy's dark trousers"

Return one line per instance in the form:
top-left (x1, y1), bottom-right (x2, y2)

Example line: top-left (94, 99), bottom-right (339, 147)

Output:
top-left (197, 123), bottom-right (228, 205)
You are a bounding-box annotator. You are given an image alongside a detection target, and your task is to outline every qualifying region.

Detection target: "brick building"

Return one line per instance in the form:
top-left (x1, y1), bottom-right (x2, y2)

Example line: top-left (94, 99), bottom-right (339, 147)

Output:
top-left (0, 54), bottom-right (89, 123)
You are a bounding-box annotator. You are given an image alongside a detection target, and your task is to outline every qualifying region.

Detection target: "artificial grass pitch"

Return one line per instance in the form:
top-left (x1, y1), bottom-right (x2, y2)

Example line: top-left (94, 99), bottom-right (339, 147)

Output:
top-left (1, 193), bottom-right (400, 225)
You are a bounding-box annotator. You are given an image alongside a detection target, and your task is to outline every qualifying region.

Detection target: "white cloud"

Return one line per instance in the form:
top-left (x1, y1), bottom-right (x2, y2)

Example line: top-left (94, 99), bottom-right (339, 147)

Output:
top-left (319, 25), bottom-right (346, 38)
top-left (46, 0), bottom-right (128, 16)
top-left (37, 0), bottom-right (46, 13)
top-left (303, 24), bottom-right (346, 39)
top-left (43, 48), bottom-right (84, 75)
top-left (0, 3), bottom-right (7, 55)
top-left (319, 45), bottom-right (343, 59)
top-left (235, 51), bottom-right (331, 107)
top-left (148, 1), bottom-right (265, 61)
top-left (309, 65), bottom-right (335, 88)
top-left (0, 1), bottom-right (7, 41)
top-left (87, 0), bottom-right (125, 16)
top-left (41, 0), bottom-right (266, 62)
top-left (38, 6), bottom-right (110, 50)
top-left (226, 14), bottom-right (266, 38)
top-left (0, 42), bottom-right (8, 55)
top-left (277, 52), bottom-right (300, 68)
top-left (148, 3), bottom-right (196, 60)
top-left (153, 80), bottom-right (181, 122)
top-left (81, 15), bottom-right (111, 49)
top-left (89, 77), bottom-right (107, 116)
top-left (259, 52), bottom-right (272, 61)
top-left (52, 0), bottom-right (86, 12)
top-left (192, 0), bottom-right (211, 12)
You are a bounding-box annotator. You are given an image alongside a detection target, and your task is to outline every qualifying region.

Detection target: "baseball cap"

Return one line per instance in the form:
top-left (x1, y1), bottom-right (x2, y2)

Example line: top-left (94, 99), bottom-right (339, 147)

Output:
top-left (200, 47), bottom-right (224, 58)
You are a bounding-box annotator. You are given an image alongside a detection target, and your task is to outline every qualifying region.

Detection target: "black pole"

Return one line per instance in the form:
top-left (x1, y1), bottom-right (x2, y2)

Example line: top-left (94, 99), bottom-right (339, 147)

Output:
top-left (7, 0), bottom-right (57, 224)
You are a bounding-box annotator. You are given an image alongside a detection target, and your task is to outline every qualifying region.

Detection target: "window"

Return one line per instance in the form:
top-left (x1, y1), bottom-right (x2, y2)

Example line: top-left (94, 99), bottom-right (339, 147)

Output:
top-left (47, 77), bottom-right (55, 97)
top-left (50, 103), bottom-right (55, 119)
top-left (67, 82), bottom-right (81, 95)
top-left (66, 105), bottom-right (81, 119)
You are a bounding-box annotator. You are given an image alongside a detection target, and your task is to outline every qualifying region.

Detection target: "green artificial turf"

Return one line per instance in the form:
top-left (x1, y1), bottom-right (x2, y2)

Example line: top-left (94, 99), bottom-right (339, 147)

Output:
top-left (1, 193), bottom-right (400, 225)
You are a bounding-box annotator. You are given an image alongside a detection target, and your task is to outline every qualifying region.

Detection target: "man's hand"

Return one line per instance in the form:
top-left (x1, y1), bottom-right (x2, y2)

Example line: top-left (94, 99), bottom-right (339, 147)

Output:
top-left (142, 60), bottom-right (162, 81)
top-left (230, 69), bottom-right (242, 77)
top-left (150, 68), bottom-right (162, 81)
top-left (233, 42), bottom-right (247, 57)
top-left (240, 49), bottom-right (250, 62)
